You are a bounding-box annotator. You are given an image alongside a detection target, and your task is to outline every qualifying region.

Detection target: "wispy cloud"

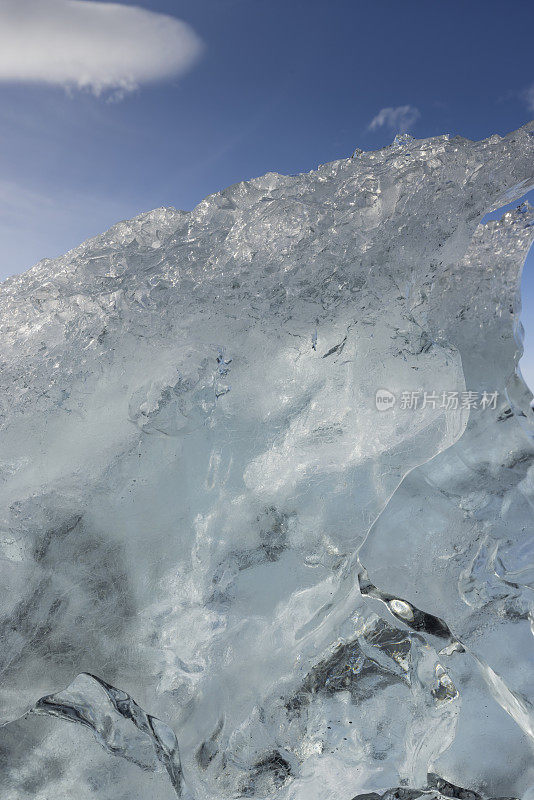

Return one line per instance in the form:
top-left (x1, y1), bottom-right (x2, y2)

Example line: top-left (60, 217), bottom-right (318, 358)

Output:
top-left (0, 178), bottom-right (136, 279)
top-left (0, 0), bottom-right (204, 99)
top-left (524, 85), bottom-right (534, 113)
top-left (368, 105), bottom-right (421, 134)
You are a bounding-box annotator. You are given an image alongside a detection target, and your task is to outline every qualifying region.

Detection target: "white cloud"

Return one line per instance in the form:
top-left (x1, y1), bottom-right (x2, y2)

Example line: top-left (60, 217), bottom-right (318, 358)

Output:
top-left (0, 0), bottom-right (203, 98)
top-left (368, 105), bottom-right (421, 134)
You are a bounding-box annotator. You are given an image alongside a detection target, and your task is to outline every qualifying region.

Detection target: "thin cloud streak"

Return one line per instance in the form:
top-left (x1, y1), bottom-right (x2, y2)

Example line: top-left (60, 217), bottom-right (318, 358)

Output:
top-left (0, 0), bottom-right (204, 98)
top-left (524, 85), bottom-right (534, 113)
top-left (368, 105), bottom-right (421, 134)
top-left (0, 178), bottom-right (139, 279)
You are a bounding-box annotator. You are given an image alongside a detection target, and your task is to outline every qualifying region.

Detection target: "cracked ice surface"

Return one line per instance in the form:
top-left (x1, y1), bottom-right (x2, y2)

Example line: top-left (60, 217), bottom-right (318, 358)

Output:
top-left (0, 125), bottom-right (533, 799)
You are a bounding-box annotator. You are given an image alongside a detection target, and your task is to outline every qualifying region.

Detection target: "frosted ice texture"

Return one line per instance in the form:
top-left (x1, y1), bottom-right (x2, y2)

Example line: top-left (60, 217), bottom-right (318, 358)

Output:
top-left (0, 125), bottom-right (533, 799)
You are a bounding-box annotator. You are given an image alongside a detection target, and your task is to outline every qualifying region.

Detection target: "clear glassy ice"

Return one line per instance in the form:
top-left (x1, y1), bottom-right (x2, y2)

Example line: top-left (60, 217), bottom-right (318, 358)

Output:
top-left (0, 125), bottom-right (533, 799)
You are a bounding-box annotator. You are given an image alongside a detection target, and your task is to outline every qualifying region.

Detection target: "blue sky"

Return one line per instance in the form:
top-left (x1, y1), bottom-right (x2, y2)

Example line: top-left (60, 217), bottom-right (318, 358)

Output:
top-left (0, 0), bottom-right (533, 384)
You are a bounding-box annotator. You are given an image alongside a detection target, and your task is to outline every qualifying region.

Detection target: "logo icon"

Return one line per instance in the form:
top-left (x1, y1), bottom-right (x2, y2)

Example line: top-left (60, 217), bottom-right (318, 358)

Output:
top-left (375, 389), bottom-right (396, 411)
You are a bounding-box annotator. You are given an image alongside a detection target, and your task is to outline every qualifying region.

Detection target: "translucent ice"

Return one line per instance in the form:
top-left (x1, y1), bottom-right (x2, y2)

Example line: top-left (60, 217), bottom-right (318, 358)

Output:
top-left (0, 124), bottom-right (533, 799)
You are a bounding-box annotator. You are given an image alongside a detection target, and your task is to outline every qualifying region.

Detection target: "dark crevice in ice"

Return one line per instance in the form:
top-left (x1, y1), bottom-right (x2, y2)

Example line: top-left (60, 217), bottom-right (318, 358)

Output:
top-left (350, 774), bottom-right (519, 800)
top-left (357, 567), bottom-right (454, 640)
top-left (240, 751), bottom-right (294, 797)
